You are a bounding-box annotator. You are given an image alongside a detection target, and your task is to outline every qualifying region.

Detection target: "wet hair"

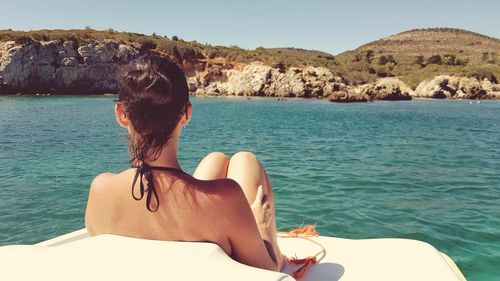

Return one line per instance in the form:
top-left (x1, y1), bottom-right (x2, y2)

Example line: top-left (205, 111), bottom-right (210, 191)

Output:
top-left (118, 54), bottom-right (189, 165)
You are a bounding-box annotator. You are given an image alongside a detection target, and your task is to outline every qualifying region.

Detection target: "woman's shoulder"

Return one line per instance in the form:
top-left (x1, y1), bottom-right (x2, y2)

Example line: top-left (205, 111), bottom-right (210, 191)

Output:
top-left (89, 169), bottom-right (135, 194)
top-left (194, 177), bottom-right (241, 196)
top-left (90, 172), bottom-right (114, 188)
top-left (200, 178), bottom-right (249, 211)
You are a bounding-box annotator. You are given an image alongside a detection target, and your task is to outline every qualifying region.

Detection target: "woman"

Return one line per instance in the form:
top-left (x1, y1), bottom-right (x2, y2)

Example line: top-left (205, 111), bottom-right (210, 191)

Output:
top-left (85, 55), bottom-right (286, 271)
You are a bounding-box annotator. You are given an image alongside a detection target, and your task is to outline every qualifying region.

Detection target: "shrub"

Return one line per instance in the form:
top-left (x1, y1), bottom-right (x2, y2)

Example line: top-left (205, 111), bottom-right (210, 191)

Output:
top-left (362, 49), bottom-right (374, 63)
top-left (414, 55), bottom-right (425, 66)
top-left (207, 49), bottom-right (217, 59)
top-left (353, 49), bottom-right (374, 63)
top-left (442, 54), bottom-right (457, 65)
top-left (225, 51), bottom-right (238, 61)
top-left (255, 47), bottom-right (266, 54)
top-left (427, 55), bottom-right (442, 65)
top-left (171, 46), bottom-right (181, 59)
top-left (482, 52), bottom-right (489, 62)
top-left (456, 58), bottom-right (469, 66)
top-left (14, 35), bottom-right (33, 45)
top-left (176, 44), bottom-right (201, 59)
top-left (377, 55), bottom-right (396, 65)
top-left (467, 69), bottom-right (498, 83)
top-left (374, 65), bottom-right (393, 77)
top-left (272, 61), bottom-right (286, 72)
top-left (140, 39), bottom-right (157, 51)
top-left (353, 53), bottom-right (362, 62)
top-left (485, 52), bottom-right (497, 64)
top-left (172, 35), bottom-right (179, 41)
top-left (31, 33), bottom-right (49, 41)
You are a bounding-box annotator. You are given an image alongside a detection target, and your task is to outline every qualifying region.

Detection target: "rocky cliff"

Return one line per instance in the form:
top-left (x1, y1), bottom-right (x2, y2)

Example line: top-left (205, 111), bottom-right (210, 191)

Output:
top-left (1, 39), bottom-right (499, 101)
top-left (0, 40), bottom-right (138, 94)
top-left (413, 75), bottom-right (500, 99)
top-left (190, 63), bottom-right (348, 98)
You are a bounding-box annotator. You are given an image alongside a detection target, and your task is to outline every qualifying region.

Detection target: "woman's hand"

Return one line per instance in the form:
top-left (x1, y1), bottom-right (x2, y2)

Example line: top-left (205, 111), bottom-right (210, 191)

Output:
top-left (251, 185), bottom-right (272, 231)
top-left (250, 185), bottom-right (278, 264)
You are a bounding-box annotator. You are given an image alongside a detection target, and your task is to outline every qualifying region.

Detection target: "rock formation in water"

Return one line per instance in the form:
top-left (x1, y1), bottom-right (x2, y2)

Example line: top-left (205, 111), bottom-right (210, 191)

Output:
top-left (326, 78), bottom-right (412, 102)
top-left (360, 78), bottom-right (413, 101)
top-left (413, 75), bottom-right (500, 99)
top-left (191, 63), bottom-right (349, 98)
top-left (0, 40), bottom-right (138, 94)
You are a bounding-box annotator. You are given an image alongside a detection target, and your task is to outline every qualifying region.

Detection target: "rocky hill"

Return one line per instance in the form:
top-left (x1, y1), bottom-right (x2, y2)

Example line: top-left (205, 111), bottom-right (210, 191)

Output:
top-left (0, 28), bottom-right (499, 101)
top-left (359, 28), bottom-right (499, 56)
top-left (335, 28), bottom-right (500, 88)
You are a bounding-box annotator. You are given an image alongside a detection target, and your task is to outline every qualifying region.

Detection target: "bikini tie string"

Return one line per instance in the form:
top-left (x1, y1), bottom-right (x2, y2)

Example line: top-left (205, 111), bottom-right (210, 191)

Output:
top-left (131, 164), bottom-right (160, 212)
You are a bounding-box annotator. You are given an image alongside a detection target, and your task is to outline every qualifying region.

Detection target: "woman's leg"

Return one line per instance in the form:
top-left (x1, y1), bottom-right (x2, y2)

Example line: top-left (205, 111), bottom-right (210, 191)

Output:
top-left (193, 152), bottom-right (229, 180)
top-left (226, 151), bottom-right (286, 270)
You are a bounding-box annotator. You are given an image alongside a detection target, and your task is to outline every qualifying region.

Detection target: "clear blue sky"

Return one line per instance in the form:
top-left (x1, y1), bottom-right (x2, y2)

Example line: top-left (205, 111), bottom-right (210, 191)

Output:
top-left (1, 0), bottom-right (499, 55)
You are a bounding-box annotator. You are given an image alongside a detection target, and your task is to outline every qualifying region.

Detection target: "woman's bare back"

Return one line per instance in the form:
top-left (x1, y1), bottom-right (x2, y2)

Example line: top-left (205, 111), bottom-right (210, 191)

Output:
top-left (86, 168), bottom-right (238, 254)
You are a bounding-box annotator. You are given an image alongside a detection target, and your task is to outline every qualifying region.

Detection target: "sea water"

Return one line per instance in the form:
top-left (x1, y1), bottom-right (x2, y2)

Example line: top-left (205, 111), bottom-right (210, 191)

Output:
top-left (0, 96), bottom-right (498, 280)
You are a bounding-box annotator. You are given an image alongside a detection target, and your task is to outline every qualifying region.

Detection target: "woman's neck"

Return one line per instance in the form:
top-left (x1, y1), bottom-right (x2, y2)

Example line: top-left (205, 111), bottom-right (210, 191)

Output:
top-left (145, 139), bottom-right (181, 169)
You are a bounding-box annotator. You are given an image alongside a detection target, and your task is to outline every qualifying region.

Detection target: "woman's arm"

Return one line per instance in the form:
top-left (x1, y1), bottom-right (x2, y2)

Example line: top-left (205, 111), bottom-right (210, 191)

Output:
top-left (250, 185), bottom-right (277, 264)
top-left (219, 181), bottom-right (278, 272)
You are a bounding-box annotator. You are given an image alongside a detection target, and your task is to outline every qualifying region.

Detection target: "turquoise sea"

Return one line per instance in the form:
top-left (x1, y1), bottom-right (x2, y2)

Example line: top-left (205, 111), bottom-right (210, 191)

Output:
top-left (0, 96), bottom-right (499, 280)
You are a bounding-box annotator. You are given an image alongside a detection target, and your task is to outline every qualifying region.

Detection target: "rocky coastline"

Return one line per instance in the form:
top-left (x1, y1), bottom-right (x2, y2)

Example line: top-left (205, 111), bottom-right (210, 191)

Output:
top-left (1, 40), bottom-right (499, 101)
top-left (189, 63), bottom-right (499, 101)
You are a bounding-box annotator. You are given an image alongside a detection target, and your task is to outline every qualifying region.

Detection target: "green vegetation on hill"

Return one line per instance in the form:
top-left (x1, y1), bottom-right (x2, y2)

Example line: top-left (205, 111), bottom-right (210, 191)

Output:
top-left (335, 28), bottom-right (500, 88)
top-left (1, 27), bottom-right (499, 88)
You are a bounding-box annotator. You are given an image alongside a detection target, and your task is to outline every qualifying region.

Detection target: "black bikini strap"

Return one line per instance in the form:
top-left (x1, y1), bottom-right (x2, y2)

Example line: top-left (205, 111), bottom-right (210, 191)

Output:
top-left (131, 163), bottom-right (187, 212)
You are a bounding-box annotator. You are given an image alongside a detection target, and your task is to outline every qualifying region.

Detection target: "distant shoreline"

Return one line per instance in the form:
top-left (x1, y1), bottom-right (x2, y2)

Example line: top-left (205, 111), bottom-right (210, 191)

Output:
top-left (3, 93), bottom-right (499, 103)
top-left (1, 28), bottom-right (499, 101)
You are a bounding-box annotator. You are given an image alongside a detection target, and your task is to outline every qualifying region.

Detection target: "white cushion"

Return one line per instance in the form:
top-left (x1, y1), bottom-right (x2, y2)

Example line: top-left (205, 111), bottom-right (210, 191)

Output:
top-left (0, 230), bottom-right (466, 281)
top-left (0, 234), bottom-right (293, 281)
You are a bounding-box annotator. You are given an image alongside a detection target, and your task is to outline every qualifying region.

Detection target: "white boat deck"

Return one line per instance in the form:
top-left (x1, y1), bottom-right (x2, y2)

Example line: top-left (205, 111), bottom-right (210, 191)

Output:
top-left (0, 229), bottom-right (466, 281)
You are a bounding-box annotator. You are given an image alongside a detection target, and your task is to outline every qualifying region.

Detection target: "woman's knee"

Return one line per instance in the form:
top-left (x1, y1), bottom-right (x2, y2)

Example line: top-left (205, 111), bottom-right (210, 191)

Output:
top-left (194, 151), bottom-right (230, 180)
top-left (230, 151), bottom-right (259, 165)
top-left (204, 151), bottom-right (229, 162)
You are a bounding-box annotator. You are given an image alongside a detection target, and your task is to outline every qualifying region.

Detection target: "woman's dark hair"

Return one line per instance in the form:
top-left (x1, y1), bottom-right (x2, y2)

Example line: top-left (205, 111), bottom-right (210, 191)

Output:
top-left (118, 54), bottom-right (189, 165)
